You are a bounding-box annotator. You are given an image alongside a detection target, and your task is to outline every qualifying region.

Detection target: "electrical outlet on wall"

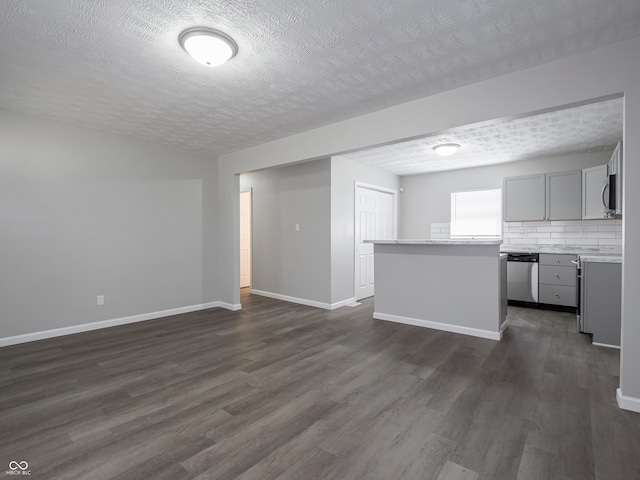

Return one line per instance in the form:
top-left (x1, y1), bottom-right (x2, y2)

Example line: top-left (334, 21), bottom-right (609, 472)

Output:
top-left (518, 228), bottom-right (527, 238)
top-left (97, 295), bottom-right (104, 306)
top-left (580, 227), bottom-right (588, 237)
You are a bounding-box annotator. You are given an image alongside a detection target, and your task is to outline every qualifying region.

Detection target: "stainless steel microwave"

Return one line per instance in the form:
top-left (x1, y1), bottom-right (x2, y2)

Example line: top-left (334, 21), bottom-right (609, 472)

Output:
top-left (604, 140), bottom-right (622, 217)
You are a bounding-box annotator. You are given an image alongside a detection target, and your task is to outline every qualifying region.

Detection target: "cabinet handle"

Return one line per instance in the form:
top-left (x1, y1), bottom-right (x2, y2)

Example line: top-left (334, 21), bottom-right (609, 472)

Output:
top-left (602, 183), bottom-right (610, 210)
top-left (556, 258), bottom-right (560, 263)
top-left (555, 274), bottom-right (560, 278)
top-left (555, 293), bottom-right (559, 297)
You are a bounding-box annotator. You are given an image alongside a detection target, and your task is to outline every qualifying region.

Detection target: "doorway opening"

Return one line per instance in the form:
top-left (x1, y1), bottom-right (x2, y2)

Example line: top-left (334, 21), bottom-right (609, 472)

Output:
top-left (240, 189), bottom-right (252, 289)
top-left (354, 183), bottom-right (397, 301)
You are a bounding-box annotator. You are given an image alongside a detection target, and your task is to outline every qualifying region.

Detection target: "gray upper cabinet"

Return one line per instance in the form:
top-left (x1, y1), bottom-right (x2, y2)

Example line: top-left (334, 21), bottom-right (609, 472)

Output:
top-left (582, 164), bottom-right (608, 219)
top-left (503, 171), bottom-right (581, 222)
top-left (503, 174), bottom-right (546, 221)
top-left (546, 170), bottom-right (581, 220)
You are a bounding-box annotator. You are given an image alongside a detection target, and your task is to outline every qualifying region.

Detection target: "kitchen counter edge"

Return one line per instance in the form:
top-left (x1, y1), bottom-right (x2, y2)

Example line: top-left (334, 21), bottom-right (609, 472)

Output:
top-left (500, 244), bottom-right (621, 255)
top-left (367, 239), bottom-right (502, 246)
top-left (578, 255), bottom-right (622, 264)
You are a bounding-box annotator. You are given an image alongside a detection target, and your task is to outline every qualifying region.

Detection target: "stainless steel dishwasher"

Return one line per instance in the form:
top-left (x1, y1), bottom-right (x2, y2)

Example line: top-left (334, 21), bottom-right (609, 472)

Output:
top-left (507, 253), bottom-right (539, 303)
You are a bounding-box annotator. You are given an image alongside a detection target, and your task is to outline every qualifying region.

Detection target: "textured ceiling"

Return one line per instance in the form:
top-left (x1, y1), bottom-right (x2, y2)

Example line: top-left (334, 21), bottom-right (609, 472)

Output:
top-left (337, 97), bottom-right (623, 176)
top-left (0, 1), bottom-right (639, 159)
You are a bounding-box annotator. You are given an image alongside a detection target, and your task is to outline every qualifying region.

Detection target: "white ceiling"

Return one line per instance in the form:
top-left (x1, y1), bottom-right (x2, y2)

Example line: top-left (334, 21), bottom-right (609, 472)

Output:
top-left (0, 1), bottom-right (638, 160)
top-left (336, 97), bottom-right (623, 176)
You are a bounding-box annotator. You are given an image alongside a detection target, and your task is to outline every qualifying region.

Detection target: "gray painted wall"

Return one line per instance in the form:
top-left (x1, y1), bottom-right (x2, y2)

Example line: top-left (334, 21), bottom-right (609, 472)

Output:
top-left (239, 156), bottom-right (397, 306)
top-left (240, 159), bottom-right (332, 304)
top-left (399, 151), bottom-right (611, 238)
top-left (0, 110), bottom-right (219, 338)
top-left (330, 157), bottom-right (399, 303)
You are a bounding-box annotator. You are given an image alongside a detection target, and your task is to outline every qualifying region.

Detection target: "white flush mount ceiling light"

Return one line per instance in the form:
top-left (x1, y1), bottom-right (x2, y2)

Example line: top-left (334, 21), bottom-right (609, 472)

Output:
top-left (179, 27), bottom-right (238, 67)
top-left (432, 143), bottom-right (461, 157)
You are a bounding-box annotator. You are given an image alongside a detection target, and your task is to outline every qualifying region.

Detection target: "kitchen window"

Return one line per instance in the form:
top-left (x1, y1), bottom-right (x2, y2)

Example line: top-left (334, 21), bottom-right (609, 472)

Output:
top-left (450, 188), bottom-right (502, 238)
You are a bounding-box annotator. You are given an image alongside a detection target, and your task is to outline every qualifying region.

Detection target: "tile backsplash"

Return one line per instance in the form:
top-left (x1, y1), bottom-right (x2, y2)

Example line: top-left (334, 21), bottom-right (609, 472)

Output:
top-left (430, 223), bottom-right (451, 239)
top-left (430, 219), bottom-right (622, 246)
top-left (502, 219), bottom-right (622, 246)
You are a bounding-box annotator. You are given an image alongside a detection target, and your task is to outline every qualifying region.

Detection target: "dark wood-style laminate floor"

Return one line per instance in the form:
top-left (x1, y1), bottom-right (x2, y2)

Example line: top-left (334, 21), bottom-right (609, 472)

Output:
top-left (2, 289), bottom-right (639, 479)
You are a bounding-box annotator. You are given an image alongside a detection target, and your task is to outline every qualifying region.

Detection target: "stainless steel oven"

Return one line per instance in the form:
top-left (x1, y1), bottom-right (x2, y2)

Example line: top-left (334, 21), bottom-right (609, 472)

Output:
top-left (575, 258), bottom-right (583, 331)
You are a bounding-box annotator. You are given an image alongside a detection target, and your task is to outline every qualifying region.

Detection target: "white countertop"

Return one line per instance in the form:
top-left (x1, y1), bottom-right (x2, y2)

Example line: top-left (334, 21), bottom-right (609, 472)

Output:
top-left (579, 255), bottom-right (622, 264)
top-left (500, 244), bottom-right (622, 255)
top-left (367, 239), bottom-right (502, 246)
top-left (500, 244), bottom-right (622, 263)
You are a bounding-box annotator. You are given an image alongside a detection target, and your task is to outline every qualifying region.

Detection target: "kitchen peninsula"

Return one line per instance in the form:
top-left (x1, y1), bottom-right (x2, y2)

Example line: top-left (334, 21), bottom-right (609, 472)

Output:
top-left (368, 240), bottom-right (507, 340)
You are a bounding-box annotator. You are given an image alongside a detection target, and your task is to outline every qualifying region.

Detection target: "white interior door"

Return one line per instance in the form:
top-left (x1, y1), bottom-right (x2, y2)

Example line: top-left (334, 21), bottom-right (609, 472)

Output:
top-left (355, 185), bottom-right (395, 300)
top-left (240, 190), bottom-right (252, 288)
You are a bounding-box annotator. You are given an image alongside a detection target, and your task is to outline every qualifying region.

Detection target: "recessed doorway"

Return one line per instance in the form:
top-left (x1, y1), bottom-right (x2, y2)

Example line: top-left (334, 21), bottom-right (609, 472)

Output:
top-left (240, 189), bottom-right (252, 289)
top-left (354, 183), bottom-right (396, 300)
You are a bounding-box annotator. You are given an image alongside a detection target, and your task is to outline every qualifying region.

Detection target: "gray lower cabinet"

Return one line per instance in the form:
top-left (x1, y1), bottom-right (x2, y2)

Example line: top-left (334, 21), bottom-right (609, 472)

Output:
top-left (539, 265), bottom-right (577, 286)
top-left (581, 261), bottom-right (622, 347)
top-left (500, 255), bottom-right (508, 328)
top-left (538, 254), bottom-right (577, 307)
top-left (539, 284), bottom-right (577, 306)
top-left (539, 253), bottom-right (577, 267)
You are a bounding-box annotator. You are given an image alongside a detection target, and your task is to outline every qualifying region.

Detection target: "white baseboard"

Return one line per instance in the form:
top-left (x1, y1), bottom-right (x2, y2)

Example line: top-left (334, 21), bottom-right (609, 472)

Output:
top-left (617, 388), bottom-right (640, 413)
top-left (500, 319), bottom-right (509, 336)
top-left (216, 302), bottom-right (242, 311)
top-left (592, 342), bottom-right (621, 349)
top-left (250, 289), bottom-right (354, 311)
top-left (373, 312), bottom-right (501, 341)
top-left (0, 301), bottom-right (240, 348)
top-left (331, 297), bottom-right (357, 310)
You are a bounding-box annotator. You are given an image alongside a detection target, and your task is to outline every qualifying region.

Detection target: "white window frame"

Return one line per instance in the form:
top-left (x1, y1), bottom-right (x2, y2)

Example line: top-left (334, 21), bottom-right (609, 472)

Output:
top-left (450, 188), bottom-right (502, 239)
